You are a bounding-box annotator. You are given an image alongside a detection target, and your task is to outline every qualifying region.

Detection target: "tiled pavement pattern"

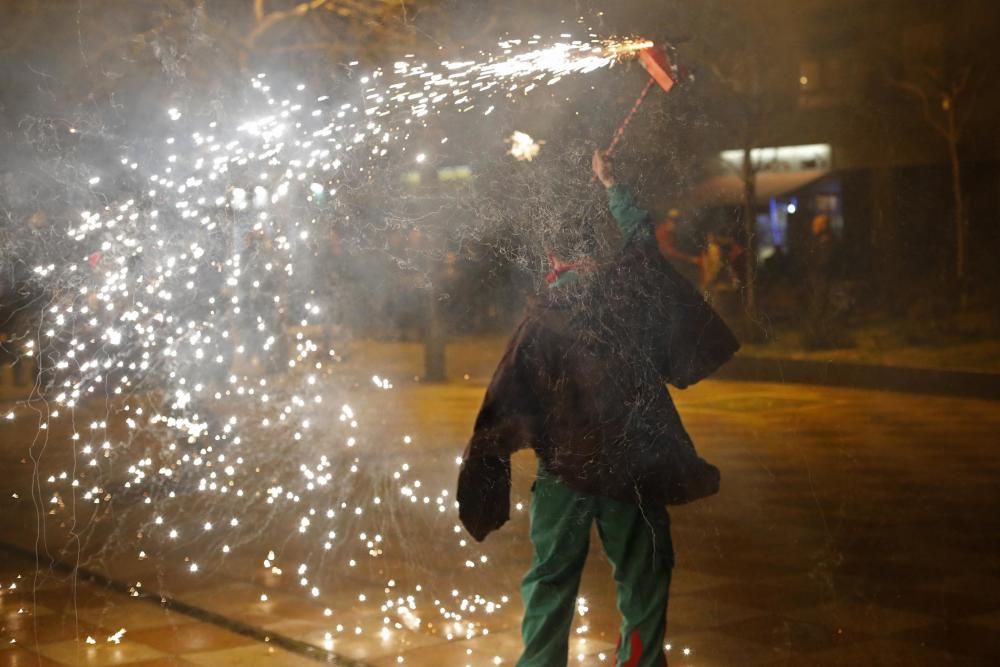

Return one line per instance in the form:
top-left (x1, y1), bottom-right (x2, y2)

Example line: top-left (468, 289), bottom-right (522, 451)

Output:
top-left (0, 569), bottom-right (320, 666)
top-left (3, 378), bottom-right (1000, 666)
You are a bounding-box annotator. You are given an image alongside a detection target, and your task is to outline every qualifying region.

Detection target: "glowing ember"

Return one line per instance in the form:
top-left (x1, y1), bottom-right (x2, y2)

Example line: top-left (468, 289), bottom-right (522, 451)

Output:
top-left (506, 131), bottom-right (543, 161)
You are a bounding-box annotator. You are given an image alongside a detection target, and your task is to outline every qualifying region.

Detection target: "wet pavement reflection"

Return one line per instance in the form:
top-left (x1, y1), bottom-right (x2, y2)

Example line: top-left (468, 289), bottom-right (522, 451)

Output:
top-left (2, 369), bottom-right (999, 666)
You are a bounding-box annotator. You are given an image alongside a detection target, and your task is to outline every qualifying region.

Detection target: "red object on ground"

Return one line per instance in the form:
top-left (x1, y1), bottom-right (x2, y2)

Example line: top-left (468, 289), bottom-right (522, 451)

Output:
top-left (638, 44), bottom-right (676, 94)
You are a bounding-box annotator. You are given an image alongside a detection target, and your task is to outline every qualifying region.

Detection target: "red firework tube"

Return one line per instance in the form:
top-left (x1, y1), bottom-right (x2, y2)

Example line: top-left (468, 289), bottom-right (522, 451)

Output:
top-left (638, 44), bottom-right (676, 94)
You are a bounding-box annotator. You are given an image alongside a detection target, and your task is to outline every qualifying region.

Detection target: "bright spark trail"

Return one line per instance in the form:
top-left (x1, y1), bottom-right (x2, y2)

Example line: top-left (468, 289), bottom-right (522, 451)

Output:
top-left (5, 32), bottom-right (652, 660)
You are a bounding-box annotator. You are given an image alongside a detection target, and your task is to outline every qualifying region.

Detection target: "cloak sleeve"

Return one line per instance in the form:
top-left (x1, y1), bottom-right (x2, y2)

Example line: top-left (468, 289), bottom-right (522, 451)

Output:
top-left (652, 249), bottom-right (740, 387)
top-left (596, 241), bottom-right (741, 389)
top-left (607, 184), bottom-right (653, 245)
top-left (458, 320), bottom-right (541, 541)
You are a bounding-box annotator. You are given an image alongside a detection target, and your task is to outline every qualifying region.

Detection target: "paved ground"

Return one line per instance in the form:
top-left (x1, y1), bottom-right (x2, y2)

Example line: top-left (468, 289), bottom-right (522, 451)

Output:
top-left (2, 367), bottom-right (1000, 666)
top-left (741, 321), bottom-right (1000, 374)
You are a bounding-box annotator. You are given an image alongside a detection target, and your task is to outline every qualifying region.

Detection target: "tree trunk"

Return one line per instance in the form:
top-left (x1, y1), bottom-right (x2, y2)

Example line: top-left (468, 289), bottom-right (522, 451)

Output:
top-left (740, 147), bottom-right (757, 318)
top-left (423, 284), bottom-right (446, 382)
top-left (419, 166), bottom-right (447, 383)
top-left (944, 99), bottom-right (966, 308)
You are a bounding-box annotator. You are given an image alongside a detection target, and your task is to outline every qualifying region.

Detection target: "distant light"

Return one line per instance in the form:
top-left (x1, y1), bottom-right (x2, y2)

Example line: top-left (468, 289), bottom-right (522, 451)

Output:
top-left (415, 153), bottom-right (427, 163)
top-left (719, 143), bottom-right (831, 172)
top-left (787, 203), bottom-right (797, 214)
top-left (438, 165), bottom-right (473, 182)
top-left (799, 76), bottom-right (809, 86)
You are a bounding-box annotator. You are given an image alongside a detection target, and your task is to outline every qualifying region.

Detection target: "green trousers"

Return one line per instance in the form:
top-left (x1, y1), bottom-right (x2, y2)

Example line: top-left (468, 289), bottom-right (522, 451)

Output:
top-left (517, 466), bottom-right (673, 667)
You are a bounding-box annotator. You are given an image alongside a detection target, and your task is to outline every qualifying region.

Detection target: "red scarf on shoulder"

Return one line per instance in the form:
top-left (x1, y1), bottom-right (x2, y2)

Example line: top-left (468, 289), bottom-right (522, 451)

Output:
top-left (545, 250), bottom-right (595, 284)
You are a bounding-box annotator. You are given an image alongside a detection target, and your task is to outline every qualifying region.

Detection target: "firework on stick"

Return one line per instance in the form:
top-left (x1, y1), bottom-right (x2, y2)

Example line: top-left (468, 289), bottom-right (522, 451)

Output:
top-left (602, 43), bottom-right (683, 159)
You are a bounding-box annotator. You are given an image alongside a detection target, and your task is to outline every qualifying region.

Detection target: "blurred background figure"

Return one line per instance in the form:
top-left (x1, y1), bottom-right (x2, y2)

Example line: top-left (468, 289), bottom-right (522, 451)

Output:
top-left (801, 213), bottom-right (845, 348)
top-left (654, 208), bottom-right (701, 286)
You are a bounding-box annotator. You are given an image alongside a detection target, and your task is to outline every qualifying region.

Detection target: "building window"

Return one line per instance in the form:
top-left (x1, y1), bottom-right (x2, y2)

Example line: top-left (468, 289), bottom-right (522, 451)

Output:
top-left (798, 55), bottom-right (858, 109)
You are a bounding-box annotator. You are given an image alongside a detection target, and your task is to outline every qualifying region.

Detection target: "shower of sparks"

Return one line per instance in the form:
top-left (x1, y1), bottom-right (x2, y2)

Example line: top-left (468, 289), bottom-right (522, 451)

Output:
top-left (506, 131), bottom-right (543, 162)
top-left (5, 31), bottom-right (654, 658)
top-left (362, 36), bottom-right (653, 121)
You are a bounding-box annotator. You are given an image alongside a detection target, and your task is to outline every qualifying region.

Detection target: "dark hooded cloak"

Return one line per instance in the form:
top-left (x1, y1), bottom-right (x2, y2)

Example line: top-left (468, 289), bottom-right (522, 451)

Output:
top-left (458, 239), bottom-right (740, 541)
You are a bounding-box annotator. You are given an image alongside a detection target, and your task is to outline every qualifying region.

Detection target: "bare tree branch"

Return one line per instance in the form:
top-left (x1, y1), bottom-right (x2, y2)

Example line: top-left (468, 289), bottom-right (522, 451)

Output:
top-left (246, 0), bottom-right (331, 51)
top-left (889, 77), bottom-right (949, 138)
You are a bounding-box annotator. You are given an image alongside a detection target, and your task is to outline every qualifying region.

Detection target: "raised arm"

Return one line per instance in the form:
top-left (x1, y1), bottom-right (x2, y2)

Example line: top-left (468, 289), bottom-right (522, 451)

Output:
top-left (592, 150), bottom-right (651, 246)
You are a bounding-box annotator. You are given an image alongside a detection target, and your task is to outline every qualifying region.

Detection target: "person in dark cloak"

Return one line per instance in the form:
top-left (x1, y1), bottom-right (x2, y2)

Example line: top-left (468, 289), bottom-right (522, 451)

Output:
top-left (457, 151), bottom-right (740, 667)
